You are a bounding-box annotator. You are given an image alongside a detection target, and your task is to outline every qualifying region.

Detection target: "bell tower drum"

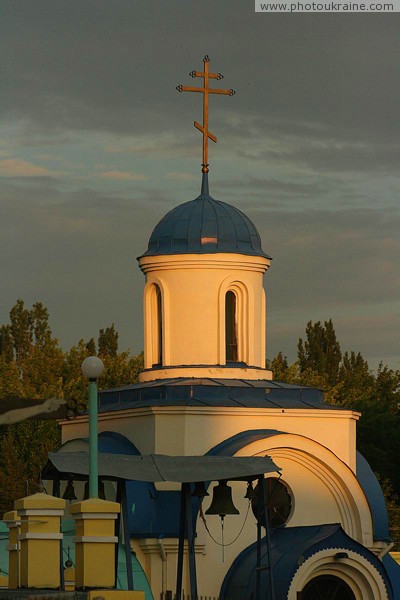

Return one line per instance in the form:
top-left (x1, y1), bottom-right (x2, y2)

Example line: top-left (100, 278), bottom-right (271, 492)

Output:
top-left (137, 57), bottom-right (272, 383)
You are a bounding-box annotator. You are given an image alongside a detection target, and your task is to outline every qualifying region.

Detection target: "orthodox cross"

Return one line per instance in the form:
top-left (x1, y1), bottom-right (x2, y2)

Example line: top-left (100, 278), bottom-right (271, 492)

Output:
top-left (177, 55), bottom-right (235, 175)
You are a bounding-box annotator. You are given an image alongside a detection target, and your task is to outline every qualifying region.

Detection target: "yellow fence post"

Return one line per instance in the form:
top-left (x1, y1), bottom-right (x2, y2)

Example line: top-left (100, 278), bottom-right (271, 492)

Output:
top-left (3, 510), bottom-right (20, 589)
top-left (70, 498), bottom-right (120, 589)
top-left (15, 492), bottom-right (66, 589)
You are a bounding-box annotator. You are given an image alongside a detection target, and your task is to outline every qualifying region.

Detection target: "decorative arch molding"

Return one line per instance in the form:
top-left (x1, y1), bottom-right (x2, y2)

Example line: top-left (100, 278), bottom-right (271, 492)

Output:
top-left (143, 277), bottom-right (171, 369)
top-left (288, 547), bottom-right (390, 600)
top-left (234, 433), bottom-right (374, 546)
top-left (218, 276), bottom-right (251, 365)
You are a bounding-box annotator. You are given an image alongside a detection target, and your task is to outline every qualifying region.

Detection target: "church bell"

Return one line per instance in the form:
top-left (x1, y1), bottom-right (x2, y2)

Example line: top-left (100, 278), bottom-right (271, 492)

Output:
top-left (192, 481), bottom-right (209, 498)
top-left (62, 479), bottom-right (77, 502)
top-left (244, 480), bottom-right (256, 500)
top-left (205, 480), bottom-right (239, 517)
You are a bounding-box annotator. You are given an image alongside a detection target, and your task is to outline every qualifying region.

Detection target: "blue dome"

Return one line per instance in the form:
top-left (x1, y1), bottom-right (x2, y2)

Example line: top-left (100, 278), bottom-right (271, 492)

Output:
top-left (140, 185), bottom-right (271, 259)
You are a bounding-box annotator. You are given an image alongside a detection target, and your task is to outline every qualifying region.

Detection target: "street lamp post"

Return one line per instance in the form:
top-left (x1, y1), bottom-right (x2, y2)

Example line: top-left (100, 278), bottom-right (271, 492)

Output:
top-left (81, 356), bottom-right (104, 498)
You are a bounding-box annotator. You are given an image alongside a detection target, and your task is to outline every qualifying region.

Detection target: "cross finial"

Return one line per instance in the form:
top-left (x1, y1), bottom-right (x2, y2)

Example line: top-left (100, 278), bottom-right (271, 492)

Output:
top-left (176, 55), bottom-right (235, 176)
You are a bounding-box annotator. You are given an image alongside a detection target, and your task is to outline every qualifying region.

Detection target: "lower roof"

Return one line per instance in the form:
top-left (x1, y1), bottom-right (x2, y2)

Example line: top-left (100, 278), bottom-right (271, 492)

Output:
top-left (98, 377), bottom-right (346, 413)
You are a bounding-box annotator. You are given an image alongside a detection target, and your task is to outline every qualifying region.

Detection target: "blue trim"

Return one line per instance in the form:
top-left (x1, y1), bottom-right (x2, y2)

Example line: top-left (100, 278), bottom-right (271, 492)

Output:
top-left (356, 451), bottom-right (390, 542)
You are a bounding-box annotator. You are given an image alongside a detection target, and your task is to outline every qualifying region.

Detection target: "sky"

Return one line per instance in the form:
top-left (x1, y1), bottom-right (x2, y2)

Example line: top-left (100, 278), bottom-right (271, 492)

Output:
top-left (0, 1), bottom-right (399, 370)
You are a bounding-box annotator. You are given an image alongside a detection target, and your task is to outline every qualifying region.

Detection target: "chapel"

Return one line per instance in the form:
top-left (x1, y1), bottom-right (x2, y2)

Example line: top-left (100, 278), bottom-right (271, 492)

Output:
top-left (56, 57), bottom-right (400, 600)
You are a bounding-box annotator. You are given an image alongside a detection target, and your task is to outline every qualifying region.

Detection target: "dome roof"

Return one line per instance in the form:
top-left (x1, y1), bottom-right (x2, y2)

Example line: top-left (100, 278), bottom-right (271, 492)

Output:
top-left (140, 182), bottom-right (271, 259)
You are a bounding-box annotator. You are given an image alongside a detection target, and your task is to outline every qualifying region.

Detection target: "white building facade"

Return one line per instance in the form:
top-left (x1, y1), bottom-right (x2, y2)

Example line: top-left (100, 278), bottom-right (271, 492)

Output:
top-left (59, 174), bottom-right (400, 600)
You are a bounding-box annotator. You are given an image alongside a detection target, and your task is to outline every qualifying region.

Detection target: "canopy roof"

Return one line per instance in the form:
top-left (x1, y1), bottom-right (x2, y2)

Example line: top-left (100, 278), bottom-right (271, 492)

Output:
top-left (43, 452), bottom-right (280, 483)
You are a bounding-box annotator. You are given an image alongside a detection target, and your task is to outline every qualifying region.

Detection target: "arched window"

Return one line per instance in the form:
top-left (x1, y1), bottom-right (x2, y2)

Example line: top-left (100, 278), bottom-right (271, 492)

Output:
top-left (225, 291), bottom-right (238, 362)
top-left (155, 284), bottom-right (163, 366)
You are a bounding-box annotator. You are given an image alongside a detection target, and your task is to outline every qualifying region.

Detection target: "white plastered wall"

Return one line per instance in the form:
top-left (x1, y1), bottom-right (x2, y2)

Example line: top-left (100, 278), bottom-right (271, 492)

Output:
top-left (59, 406), bottom-right (379, 599)
top-left (139, 253), bottom-right (270, 377)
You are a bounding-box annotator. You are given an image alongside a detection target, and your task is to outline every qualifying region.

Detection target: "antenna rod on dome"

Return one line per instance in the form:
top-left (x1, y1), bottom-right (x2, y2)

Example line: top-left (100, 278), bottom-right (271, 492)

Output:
top-left (176, 55), bottom-right (235, 183)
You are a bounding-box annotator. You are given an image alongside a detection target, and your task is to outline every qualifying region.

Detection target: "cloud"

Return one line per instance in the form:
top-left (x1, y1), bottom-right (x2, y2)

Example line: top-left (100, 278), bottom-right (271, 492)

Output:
top-left (2, 4), bottom-right (397, 149)
top-left (100, 171), bottom-right (146, 181)
top-left (0, 158), bottom-right (61, 177)
top-left (0, 3), bottom-right (398, 371)
top-left (165, 172), bottom-right (196, 182)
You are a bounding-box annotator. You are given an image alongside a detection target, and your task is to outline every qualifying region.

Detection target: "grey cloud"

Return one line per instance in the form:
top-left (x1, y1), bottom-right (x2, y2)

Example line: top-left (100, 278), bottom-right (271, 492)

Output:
top-left (237, 137), bottom-right (399, 174)
top-left (214, 176), bottom-right (328, 198)
top-left (1, 2), bottom-right (399, 370)
top-left (261, 206), bottom-right (400, 313)
top-left (1, 3), bottom-right (398, 145)
top-left (267, 310), bottom-right (400, 371)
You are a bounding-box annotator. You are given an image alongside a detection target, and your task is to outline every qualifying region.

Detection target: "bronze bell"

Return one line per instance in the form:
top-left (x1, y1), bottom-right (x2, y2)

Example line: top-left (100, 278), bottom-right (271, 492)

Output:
top-left (62, 479), bottom-right (77, 502)
top-left (205, 481), bottom-right (239, 517)
top-left (244, 481), bottom-right (256, 501)
top-left (192, 481), bottom-right (209, 498)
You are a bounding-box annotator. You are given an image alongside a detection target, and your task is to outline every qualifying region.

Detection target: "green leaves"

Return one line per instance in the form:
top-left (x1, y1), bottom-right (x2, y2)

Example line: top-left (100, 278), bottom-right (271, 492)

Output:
top-left (0, 299), bottom-right (144, 513)
top-left (298, 319), bottom-right (342, 386)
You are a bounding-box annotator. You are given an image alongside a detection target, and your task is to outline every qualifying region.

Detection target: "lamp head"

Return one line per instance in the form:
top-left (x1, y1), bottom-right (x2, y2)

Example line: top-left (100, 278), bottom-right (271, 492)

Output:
top-left (81, 356), bottom-right (104, 381)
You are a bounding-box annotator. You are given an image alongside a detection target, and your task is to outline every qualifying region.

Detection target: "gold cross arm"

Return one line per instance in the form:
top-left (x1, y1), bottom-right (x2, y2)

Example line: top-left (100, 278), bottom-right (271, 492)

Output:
top-left (190, 70), bottom-right (223, 80)
top-left (176, 55), bottom-right (235, 175)
top-left (177, 86), bottom-right (235, 96)
top-left (194, 121), bottom-right (217, 143)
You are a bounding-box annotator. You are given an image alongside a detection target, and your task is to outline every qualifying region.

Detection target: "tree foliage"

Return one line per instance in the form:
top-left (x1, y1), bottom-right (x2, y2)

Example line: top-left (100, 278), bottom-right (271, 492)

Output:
top-left (298, 319), bottom-right (342, 386)
top-left (0, 299), bottom-right (143, 513)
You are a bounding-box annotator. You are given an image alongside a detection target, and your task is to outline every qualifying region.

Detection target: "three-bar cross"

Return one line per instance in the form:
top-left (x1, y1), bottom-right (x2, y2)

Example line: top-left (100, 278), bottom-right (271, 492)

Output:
top-left (177, 55), bottom-right (235, 174)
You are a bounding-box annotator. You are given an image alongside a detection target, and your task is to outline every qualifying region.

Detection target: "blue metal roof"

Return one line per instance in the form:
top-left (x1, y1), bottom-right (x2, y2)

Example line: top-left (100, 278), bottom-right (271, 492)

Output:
top-left (98, 378), bottom-right (343, 413)
top-left (139, 175), bottom-right (271, 259)
top-left (356, 451), bottom-right (390, 542)
top-left (383, 554), bottom-right (400, 600)
top-left (221, 524), bottom-right (396, 600)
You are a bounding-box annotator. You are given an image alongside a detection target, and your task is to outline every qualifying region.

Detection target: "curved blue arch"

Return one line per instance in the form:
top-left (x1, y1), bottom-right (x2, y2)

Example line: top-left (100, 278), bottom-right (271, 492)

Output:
top-left (356, 451), bottom-right (390, 542)
top-left (98, 431), bottom-right (142, 456)
top-left (206, 429), bottom-right (285, 457)
top-left (58, 430), bottom-right (142, 456)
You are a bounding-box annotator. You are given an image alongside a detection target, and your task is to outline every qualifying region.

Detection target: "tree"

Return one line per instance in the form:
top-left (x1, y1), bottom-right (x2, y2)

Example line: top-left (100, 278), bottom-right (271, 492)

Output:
top-left (0, 325), bottom-right (14, 362)
top-left (63, 339), bottom-right (92, 413)
top-left (9, 299), bottom-right (32, 362)
top-left (380, 478), bottom-right (400, 551)
top-left (298, 319), bottom-right (342, 385)
top-left (0, 419), bottom-right (60, 513)
top-left (85, 337), bottom-right (96, 355)
top-left (0, 300), bottom-right (145, 512)
top-left (98, 324), bottom-right (119, 358)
